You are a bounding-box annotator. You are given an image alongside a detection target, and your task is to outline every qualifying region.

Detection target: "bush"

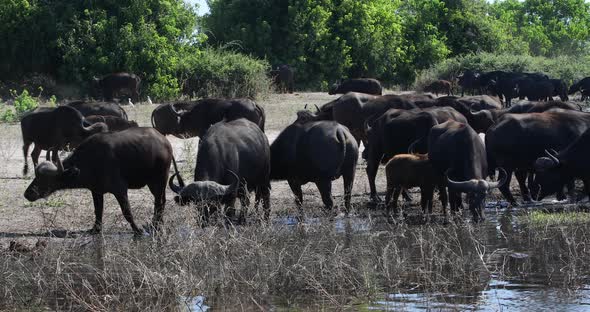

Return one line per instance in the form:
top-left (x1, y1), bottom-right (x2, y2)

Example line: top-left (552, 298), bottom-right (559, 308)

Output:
top-left (180, 48), bottom-right (272, 99)
top-left (414, 53), bottom-right (590, 90)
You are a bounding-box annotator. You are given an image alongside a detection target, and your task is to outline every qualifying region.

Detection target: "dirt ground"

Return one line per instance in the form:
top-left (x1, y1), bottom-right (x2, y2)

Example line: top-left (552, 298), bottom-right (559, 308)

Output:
top-left (0, 92), bottom-right (527, 237)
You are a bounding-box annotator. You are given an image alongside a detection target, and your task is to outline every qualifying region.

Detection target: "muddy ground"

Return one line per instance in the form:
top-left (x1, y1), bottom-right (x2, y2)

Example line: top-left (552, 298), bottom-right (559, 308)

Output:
top-left (0, 91), bottom-right (539, 237)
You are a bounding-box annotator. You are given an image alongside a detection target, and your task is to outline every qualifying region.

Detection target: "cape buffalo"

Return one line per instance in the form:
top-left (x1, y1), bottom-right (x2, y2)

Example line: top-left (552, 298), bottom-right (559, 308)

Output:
top-left (169, 119), bottom-right (270, 223)
top-left (151, 101), bottom-right (197, 137)
top-left (85, 115), bottom-right (138, 132)
top-left (365, 107), bottom-right (466, 201)
top-left (384, 153), bottom-right (446, 216)
top-left (270, 65), bottom-right (295, 93)
top-left (517, 78), bottom-right (554, 101)
top-left (424, 80), bottom-right (453, 96)
top-left (176, 98), bottom-right (265, 138)
top-left (21, 106), bottom-right (108, 175)
top-left (271, 111), bottom-right (358, 214)
top-left (534, 129), bottom-right (590, 200)
top-left (93, 73), bottom-right (141, 102)
top-left (550, 79), bottom-right (568, 101)
top-left (24, 128), bottom-right (172, 234)
top-left (457, 70), bottom-right (481, 96)
top-left (65, 101), bottom-right (128, 120)
top-left (314, 92), bottom-right (419, 154)
top-left (329, 78), bottom-right (382, 95)
top-left (568, 77), bottom-right (590, 100)
top-left (469, 101), bottom-right (582, 133)
top-left (428, 120), bottom-right (506, 222)
top-left (486, 110), bottom-right (590, 205)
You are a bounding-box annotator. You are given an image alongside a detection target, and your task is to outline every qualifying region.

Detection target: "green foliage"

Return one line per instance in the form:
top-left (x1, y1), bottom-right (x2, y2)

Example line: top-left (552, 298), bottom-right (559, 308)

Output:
top-left (205, 0), bottom-right (590, 88)
top-left (415, 52), bottom-right (590, 89)
top-left (181, 48), bottom-right (271, 99)
top-left (11, 89), bottom-right (38, 116)
top-left (522, 211), bottom-right (590, 228)
top-left (0, 89), bottom-right (39, 123)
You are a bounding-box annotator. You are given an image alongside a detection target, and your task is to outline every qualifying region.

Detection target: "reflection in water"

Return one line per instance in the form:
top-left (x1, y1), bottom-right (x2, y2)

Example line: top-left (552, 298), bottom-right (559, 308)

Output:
top-left (179, 295), bottom-right (209, 312)
top-left (372, 281), bottom-right (590, 311)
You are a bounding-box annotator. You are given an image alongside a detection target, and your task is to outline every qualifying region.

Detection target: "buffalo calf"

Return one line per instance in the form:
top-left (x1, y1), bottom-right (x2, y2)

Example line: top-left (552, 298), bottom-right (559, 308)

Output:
top-left (384, 153), bottom-right (447, 216)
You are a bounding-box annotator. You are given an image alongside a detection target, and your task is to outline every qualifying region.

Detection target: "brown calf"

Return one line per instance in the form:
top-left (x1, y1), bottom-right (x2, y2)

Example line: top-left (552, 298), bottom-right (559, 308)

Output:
top-left (384, 153), bottom-right (447, 216)
top-left (424, 80), bottom-right (453, 96)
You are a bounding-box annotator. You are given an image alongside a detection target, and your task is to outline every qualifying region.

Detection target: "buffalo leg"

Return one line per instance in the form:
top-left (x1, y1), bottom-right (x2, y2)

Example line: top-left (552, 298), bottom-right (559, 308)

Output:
top-left (342, 161), bottom-right (356, 215)
top-left (515, 169), bottom-right (531, 202)
top-left (422, 187), bottom-right (435, 215)
top-left (91, 192), bottom-right (104, 233)
top-left (499, 168), bottom-right (518, 205)
top-left (448, 191), bottom-right (461, 215)
top-left (384, 183), bottom-right (395, 216)
top-left (31, 146), bottom-right (42, 168)
top-left (288, 179), bottom-right (303, 214)
top-left (366, 157), bottom-right (380, 202)
top-left (237, 186), bottom-right (250, 224)
top-left (390, 187), bottom-right (402, 217)
top-left (438, 185), bottom-right (448, 216)
top-left (114, 193), bottom-right (142, 235)
top-left (259, 185), bottom-right (271, 221)
top-left (22, 141), bottom-right (32, 175)
top-left (316, 180), bottom-right (334, 212)
top-left (147, 181), bottom-right (166, 231)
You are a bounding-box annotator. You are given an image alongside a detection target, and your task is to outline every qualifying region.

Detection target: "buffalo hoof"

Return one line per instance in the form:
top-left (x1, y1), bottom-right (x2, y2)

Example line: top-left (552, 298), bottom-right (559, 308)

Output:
top-left (88, 225), bottom-right (102, 235)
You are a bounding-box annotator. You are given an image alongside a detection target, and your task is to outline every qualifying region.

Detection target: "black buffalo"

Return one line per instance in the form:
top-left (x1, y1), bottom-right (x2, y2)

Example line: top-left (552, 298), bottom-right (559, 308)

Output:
top-left (457, 70), bottom-right (481, 96)
top-left (549, 79), bottom-right (569, 101)
top-left (534, 129), bottom-right (590, 200)
top-left (270, 65), bottom-right (295, 93)
top-left (469, 101), bottom-right (582, 133)
top-left (93, 73), bottom-right (141, 101)
top-left (315, 92), bottom-right (419, 153)
top-left (329, 78), bottom-right (383, 95)
top-left (517, 78), bottom-right (554, 101)
top-left (271, 111), bottom-right (358, 214)
top-left (65, 101), bottom-right (129, 120)
top-left (169, 119), bottom-right (271, 223)
top-left (24, 128), bottom-right (172, 234)
top-left (428, 120), bottom-right (506, 222)
top-left (433, 96), bottom-right (502, 133)
top-left (151, 101), bottom-right (197, 137)
top-left (173, 98), bottom-right (265, 138)
top-left (85, 115), bottom-right (138, 132)
top-left (21, 106), bottom-right (108, 175)
top-left (568, 77), bottom-right (590, 100)
top-left (365, 107), bottom-right (467, 201)
top-left (486, 110), bottom-right (590, 205)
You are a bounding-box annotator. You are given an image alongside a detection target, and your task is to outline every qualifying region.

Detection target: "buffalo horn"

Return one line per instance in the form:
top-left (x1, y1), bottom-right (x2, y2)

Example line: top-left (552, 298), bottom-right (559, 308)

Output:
top-left (168, 103), bottom-right (183, 118)
top-left (545, 149), bottom-right (560, 166)
top-left (224, 170), bottom-right (240, 196)
top-left (446, 175), bottom-right (480, 193)
top-left (314, 104), bottom-right (320, 113)
top-left (37, 162), bottom-right (60, 177)
top-left (407, 137), bottom-right (422, 154)
top-left (487, 168), bottom-right (508, 189)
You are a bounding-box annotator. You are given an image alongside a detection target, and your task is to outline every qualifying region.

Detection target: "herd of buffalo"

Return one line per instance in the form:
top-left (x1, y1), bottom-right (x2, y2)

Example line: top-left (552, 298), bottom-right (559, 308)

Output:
top-left (15, 71), bottom-right (590, 235)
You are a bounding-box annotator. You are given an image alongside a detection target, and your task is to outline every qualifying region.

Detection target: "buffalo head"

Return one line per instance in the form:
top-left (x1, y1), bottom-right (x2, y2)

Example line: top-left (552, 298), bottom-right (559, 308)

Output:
top-left (468, 109), bottom-right (495, 133)
top-left (24, 157), bottom-right (80, 202)
top-left (169, 170), bottom-right (239, 205)
top-left (533, 150), bottom-right (566, 200)
top-left (446, 168), bottom-right (508, 222)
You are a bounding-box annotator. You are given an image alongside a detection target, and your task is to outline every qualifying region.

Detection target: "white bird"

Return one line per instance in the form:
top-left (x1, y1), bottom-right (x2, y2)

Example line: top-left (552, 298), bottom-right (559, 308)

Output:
top-left (128, 98), bottom-right (135, 107)
top-left (147, 96), bottom-right (153, 105)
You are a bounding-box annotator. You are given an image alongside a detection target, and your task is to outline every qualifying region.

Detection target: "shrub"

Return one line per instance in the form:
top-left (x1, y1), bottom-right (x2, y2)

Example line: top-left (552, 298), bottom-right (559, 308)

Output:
top-left (414, 53), bottom-right (590, 90)
top-left (180, 48), bottom-right (272, 99)
top-left (12, 89), bottom-right (38, 116)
